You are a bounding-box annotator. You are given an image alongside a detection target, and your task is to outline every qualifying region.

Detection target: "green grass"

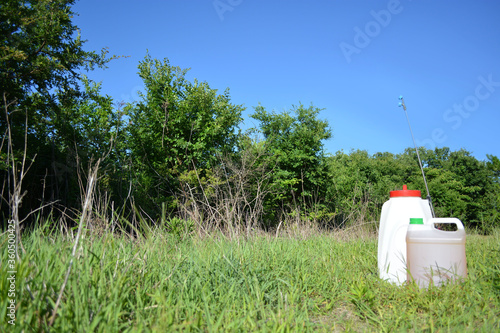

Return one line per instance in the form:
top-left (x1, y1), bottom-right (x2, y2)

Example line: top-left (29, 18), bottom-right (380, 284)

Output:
top-left (1, 227), bottom-right (499, 332)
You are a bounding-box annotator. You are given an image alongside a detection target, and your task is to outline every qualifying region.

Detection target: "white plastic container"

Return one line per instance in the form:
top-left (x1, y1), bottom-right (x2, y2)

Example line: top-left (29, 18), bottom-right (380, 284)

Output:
top-left (406, 217), bottom-right (467, 288)
top-left (378, 185), bottom-right (433, 285)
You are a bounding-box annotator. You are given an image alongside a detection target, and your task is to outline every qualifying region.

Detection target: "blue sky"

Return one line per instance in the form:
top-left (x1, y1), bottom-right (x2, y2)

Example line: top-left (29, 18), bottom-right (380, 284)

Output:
top-left (73, 0), bottom-right (500, 161)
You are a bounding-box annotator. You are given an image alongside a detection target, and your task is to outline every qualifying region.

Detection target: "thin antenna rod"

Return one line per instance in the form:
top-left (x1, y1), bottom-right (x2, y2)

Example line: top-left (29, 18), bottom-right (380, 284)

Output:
top-left (398, 96), bottom-right (435, 218)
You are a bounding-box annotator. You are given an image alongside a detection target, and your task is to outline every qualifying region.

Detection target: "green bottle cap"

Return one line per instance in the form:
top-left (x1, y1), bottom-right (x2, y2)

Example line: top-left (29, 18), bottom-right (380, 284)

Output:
top-left (409, 218), bottom-right (424, 225)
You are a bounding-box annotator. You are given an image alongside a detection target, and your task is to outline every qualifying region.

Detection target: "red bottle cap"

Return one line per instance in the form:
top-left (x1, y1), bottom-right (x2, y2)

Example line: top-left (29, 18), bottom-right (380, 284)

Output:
top-left (390, 184), bottom-right (421, 198)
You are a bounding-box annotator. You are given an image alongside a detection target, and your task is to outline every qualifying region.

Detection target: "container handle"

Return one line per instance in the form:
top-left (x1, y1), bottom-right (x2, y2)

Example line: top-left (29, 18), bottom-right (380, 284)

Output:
top-left (428, 217), bottom-right (464, 230)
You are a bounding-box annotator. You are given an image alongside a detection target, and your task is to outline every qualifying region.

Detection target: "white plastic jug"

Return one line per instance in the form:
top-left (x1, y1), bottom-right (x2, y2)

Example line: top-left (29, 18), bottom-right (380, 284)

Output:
top-left (406, 217), bottom-right (467, 288)
top-left (378, 185), bottom-right (433, 285)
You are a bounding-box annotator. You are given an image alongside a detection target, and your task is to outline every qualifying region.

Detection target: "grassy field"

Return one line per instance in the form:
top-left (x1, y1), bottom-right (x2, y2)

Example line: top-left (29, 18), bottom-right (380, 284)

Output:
top-left (1, 225), bottom-right (499, 332)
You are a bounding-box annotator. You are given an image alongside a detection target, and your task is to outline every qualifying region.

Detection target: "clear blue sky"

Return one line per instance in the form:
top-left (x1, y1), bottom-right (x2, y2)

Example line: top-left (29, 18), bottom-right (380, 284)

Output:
top-left (73, 0), bottom-right (500, 161)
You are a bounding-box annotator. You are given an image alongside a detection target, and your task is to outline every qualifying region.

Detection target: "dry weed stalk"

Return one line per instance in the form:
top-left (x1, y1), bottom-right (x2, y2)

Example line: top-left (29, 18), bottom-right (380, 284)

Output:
top-left (2, 93), bottom-right (32, 258)
top-left (48, 122), bottom-right (116, 325)
top-left (48, 159), bottom-right (101, 327)
top-left (1, 93), bottom-right (61, 303)
top-left (176, 147), bottom-right (274, 238)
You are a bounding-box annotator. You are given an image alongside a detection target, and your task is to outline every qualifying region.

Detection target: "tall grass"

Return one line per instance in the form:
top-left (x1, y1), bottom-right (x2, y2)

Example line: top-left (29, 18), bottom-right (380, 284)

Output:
top-left (1, 224), bottom-right (499, 332)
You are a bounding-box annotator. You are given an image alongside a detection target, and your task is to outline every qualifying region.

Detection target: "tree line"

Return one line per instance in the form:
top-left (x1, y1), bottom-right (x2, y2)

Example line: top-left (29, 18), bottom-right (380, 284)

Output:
top-left (2, 0), bottom-right (499, 234)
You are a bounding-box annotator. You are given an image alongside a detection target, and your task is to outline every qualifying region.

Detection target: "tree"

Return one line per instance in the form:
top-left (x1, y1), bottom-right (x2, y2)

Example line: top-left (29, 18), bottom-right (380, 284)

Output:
top-left (0, 0), bottom-right (111, 131)
top-left (250, 103), bottom-right (331, 226)
top-left (484, 154), bottom-right (500, 232)
top-left (326, 150), bottom-right (414, 227)
top-left (325, 147), bottom-right (500, 232)
top-left (126, 54), bottom-right (244, 214)
top-left (1, 0), bottom-right (115, 222)
top-left (401, 148), bottom-right (497, 230)
top-left (327, 150), bottom-right (373, 227)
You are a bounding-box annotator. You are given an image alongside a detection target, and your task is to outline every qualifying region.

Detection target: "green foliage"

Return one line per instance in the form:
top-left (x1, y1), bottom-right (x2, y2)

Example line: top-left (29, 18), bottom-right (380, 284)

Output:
top-left (486, 154), bottom-right (500, 182)
top-left (325, 148), bottom-right (500, 231)
top-left (167, 217), bottom-right (194, 241)
top-left (0, 0), bottom-right (116, 220)
top-left (417, 148), bottom-right (496, 229)
top-left (126, 54), bottom-right (244, 214)
top-left (250, 104), bottom-right (332, 226)
top-left (0, 0), bottom-right (110, 104)
top-left (0, 0), bottom-right (113, 150)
